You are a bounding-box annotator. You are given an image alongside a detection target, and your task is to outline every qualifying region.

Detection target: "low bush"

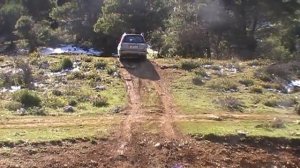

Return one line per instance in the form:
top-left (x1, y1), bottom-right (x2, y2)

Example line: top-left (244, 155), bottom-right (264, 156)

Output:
top-left (52, 90), bottom-right (63, 96)
top-left (68, 71), bottom-right (85, 80)
top-left (209, 79), bottom-right (238, 92)
top-left (192, 76), bottom-right (204, 86)
top-left (61, 58), bottom-right (73, 70)
top-left (91, 95), bottom-right (108, 107)
top-left (181, 61), bottom-right (199, 71)
top-left (29, 52), bottom-right (40, 58)
top-left (216, 96), bottom-right (245, 112)
top-left (94, 61), bottom-right (107, 69)
top-left (5, 101), bottom-right (23, 111)
top-left (211, 65), bottom-right (222, 71)
top-left (27, 107), bottom-right (47, 116)
top-left (68, 99), bottom-right (78, 107)
top-left (50, 63), bottom-right (62, 72)
top-left (14, 59), bottom-right (33, 88)
top-left (194, 68), bottom-right (208, 77)
top-left (264, 98), bottom-right (297, 108)
top-left (0, 57), bottom-right (4, 62)
top-left (107, 66), bottom-right (117, 75)
top-left (247, 59), bottom-right (265, 66)
top-left (254, 70), bottom-right (273, 82)
top-left (12, 90), bottom-right (41, 108)
top-left (88, 79), bottom-right (98, 87)
top-left (43, 97), bottom-right (65, 109)
top-left (296, 105), bottom-right (300, 115)
top-left (271, 118), bottom-right (285, 128)
top-left (239, 79), bottom-right (254, 87)
top-left (82, 57), bottom-right (93, 63)
top-left (264, 99), bottom-right (278, 107)
top-left (200, 59), bottom-right (214, 65)
top-left (250, 86), bottom-right (263, 94)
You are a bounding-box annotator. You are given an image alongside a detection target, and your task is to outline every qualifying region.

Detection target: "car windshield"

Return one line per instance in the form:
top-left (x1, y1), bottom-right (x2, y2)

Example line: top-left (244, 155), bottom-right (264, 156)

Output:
top-left (123, 35), bottom-right (145, 43)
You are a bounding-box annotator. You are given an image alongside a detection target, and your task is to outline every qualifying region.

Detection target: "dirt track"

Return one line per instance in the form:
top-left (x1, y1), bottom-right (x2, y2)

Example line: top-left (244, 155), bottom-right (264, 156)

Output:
top-left (0, 60), bottom-right (299, 168)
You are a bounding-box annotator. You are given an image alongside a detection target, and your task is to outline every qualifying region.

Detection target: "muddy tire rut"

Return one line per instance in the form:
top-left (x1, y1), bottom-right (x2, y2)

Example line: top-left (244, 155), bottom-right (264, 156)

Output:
top-left (116, 60), bottom-right (179, 158)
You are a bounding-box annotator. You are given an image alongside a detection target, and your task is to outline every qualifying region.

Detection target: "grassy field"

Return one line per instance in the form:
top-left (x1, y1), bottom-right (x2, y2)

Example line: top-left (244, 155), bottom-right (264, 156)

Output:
top-left (0, 55), bottom-right (126, 142)
top-left (155, 58), bottom-right (300, 115)
top-left (155, 58), bottom-right (300, 138)
top-left (176, 120), bottom-right (300, 138)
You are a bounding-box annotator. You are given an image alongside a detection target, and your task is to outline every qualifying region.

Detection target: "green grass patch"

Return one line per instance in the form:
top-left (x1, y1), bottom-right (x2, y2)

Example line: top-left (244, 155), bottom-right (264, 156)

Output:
top-left (170, 60), bottom-right (300, 115)
top-left (177, 120), bottom-right (300, 139)
top-left (0, 116), bottom-right (120, 142)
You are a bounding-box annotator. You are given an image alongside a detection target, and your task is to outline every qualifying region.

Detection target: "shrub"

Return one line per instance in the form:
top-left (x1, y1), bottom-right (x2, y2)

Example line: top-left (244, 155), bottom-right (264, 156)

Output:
top-left (296, 105), bottom-right (300, 115)
top-left (44, 97), bottom-right (65, 109)
top-left (107, 66), bottom-right (117, 75)
top-left (248, 60), bottom-right (263, 66)
top-left (91, 95), bottom-right (108, 107)
top-left (82, 57), bottom-right (93, 63)
top-left (68, 99), bottom-right (78, 107)
top-left (271, 118), bottom-right (285, 128)
top-left (239, 79), bottom-right (254, 87)
top-left (209, 79), bottom-right (238, 92)
top-left (192, 76), bottom-right (204, 86)
top-left (0, 57), bottom-right (4, 62)
top-left (254, 70), bottom-right (273, 82)
top-left (5, 101), bottom-right (23, 111)
top-left (52, 90), bottom-right (63, 96)
top-left (266, 65), bottom-right (291, 80)
top-left (86, 71), bottom-right (101, 80)
top-left (264, 98), bottom-right (297, 108)
top-left (50, 63), bottom-right (62, 72)
top-left (0, 72), bottom-right (12, 88)
top-left (194, 68), bottom-right (208, 77)
top-left (264, 99), bottom-right (278, 107)
top-left (27, 107), bottom-right (47, 116)
top-left (216, 96), bottom-right (245, 112)
top-left (14, 59), bottom-right (33, 88)
top-left (250, 86), bottom-right (263, 94)
top-left (259, 35), bottom-right (291, 61)
top-left (181, 61), bottom-right (199, 71)
top-left (12, 90), bottom-right (41, 108)
top-left (61, 58), bottom-right (73, 70)
top-left (29, 52), bottom-right (40, 58)
top-left (211, 65), bottom-right (222, 71)
top-left (94, 61), bottom-right (107, 69)
top-left (200, 59), bottom-right (214, 65)
top-left (68, 71), bottom-right (85, 80)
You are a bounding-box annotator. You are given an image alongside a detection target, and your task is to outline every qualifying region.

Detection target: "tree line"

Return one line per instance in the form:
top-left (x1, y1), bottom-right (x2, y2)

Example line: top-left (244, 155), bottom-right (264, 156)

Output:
top-left (0, 0), bottom-right (299, 60)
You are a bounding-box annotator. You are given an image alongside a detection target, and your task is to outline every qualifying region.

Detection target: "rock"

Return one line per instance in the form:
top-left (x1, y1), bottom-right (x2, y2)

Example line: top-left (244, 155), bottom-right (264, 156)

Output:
top-left (208, 114), bottom-right (223, 121)
top-left (111, 106), bottom-right (122, 113)
top-left (237, 130), bottom-right (248, 137)
top-left (271, 117), bottom-right (285, 128)
top-left (95, 85), bottom-right (106, 91)
top-left (39, 61), bottom-right (50, 69)
top-left (154, 143), bottom-right (162, 149)
top-left (17, 108), bottom-right (26, 115)
top-left (113, 72), bottom-right (120, 78)
top-left (64, 106), bottom-right (75, 113)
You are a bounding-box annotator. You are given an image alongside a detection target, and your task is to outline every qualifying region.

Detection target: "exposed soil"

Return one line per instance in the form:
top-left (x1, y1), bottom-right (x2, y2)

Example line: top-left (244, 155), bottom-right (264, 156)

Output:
top-left (0, 59), bottom-right (299, 168)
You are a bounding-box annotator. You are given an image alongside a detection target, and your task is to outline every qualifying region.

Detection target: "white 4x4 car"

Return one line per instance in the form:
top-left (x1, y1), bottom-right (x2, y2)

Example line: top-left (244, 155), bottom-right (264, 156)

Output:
top-left (117, 33), bottom-right (148, 60)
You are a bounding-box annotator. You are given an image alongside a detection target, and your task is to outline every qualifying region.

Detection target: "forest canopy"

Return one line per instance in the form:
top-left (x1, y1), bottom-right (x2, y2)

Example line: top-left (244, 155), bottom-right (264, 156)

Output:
top-left (0, 0), bottom-right (299, 59)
